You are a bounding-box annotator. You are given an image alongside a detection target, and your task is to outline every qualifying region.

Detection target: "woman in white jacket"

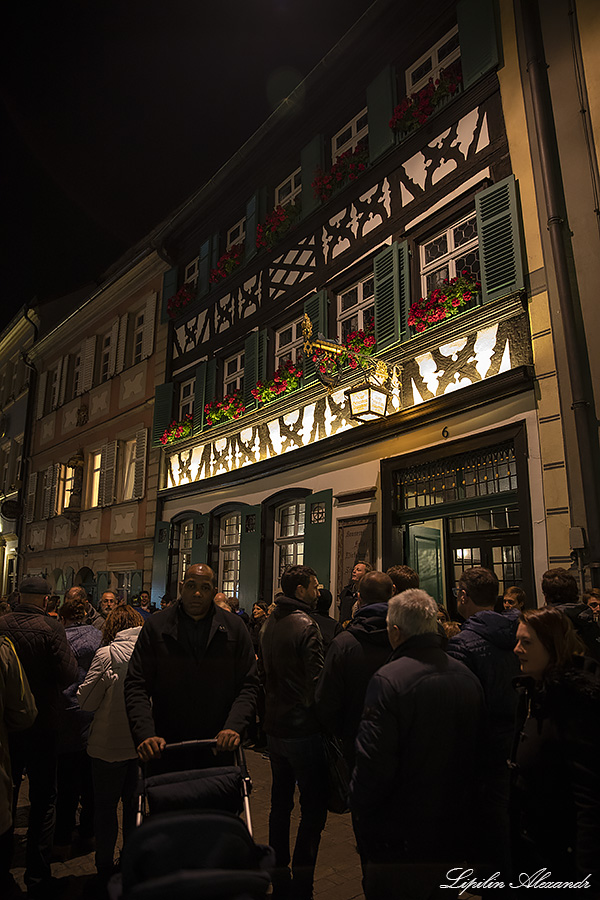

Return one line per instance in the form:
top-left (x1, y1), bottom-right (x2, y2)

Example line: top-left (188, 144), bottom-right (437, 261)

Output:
top-left (77, 605), bottom-right (144, 880)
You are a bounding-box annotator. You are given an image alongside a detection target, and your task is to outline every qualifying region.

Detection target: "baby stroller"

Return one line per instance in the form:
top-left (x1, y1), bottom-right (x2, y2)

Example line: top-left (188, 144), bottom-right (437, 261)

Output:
top-left (113, 739), bottom-right (274, 900)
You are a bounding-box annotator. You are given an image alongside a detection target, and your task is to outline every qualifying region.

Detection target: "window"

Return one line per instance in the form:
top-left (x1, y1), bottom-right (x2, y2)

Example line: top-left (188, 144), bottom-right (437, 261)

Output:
top-left (72, 350), bottom-right (82, 398)
top-left (132, 312), bottom-right (145, 366)
top-left (184, 257), bottom-right (199, 287)
top-left (337, 274), bottom-right (375, 343)
top-left (100, 332), bottom-right (112, 383)
top-left (419, 211), bottom-right (480, 296)
top-left (407, 25), bottom-right (460, 94)
top-left (224, 352), bottom-right (244, 395)
top-left (89, 451), bottom-right (102, 508)
top-left (274, 502), bottom-right (305, 590)
top-left (179, 519), bottom-right (194, 585)
top-left (332, 108), bottom-right (368, 162)
top-left (220, 513), bottom-right (241, 598)
top-left (179, 378), bottom-right (195, 420)
top-left (121, 439), bottom-right (137, 501)
top-left (227, 218), bottom-right (246, 250)
top-left (49, 364), bottom-right (60, 409)
top-left (275, 168), bottom-right (301, 208)
top-left (275, 319), bottom-right (304, 369)
top-left (57, 465), bottom-right (75, 514)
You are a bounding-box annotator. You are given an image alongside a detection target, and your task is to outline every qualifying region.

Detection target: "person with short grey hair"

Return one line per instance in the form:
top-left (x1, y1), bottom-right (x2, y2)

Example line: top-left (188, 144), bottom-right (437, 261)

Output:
top-left (350, 588), bottom-right (485, 900)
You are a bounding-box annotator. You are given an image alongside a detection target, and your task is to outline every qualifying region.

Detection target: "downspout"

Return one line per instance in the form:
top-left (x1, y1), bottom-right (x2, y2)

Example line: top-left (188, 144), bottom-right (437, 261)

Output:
top-left (518, 0), bottom-right (600, 582)
top-left (17, 306), bottom-right (40, 584)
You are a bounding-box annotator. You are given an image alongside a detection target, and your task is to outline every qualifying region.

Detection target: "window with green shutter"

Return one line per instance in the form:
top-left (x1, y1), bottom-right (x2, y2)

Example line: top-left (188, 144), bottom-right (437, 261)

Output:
top-left (476, 175), bottom-right (525, 303)
top-left (161, 267), bottom-right (179, 324)
top-left (367, 66), bottom-right (397, 163)
top-left (302, 291), bottom-right (328, 386)
top-left (457, 0), bottom-right (499, 90)
top-left (152, 383), bottom-right (174, 447)
top-left (300, 135), bottom-right (326, 218)
top-left (373, 241), bottom-right (410, 349)
top-left (243, 330), bottom-right (268, 409)
top-left (193, 361), bottom-right (217, 434)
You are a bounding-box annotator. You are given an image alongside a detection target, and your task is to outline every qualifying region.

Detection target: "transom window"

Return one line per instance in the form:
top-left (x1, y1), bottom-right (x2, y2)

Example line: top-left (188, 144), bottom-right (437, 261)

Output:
top-left (419, 212), bottom-right (480, 296)
top-left (89, 451), bottom-right (102, 508)
top-left (224, 352), bottom-right (244, 395)
top-left (332, 108), bottom-right (368, 162)
top-left (275, 319), bottom-right (304, 369)
top-left (100, 332), bottom-right (112, 383)
top-left (133, 312), bottom-right (145, 365)
top-left (227, 218), bottom-right (246, 250)
top-left (179, 519), bottom-right (194, 586)
top-left (274, 502), bottom-right (305, 592)
top-left (338, 274), bottom-right (375, 343)
top-left (407, 25), bottom-right (461, 94)
top-left (184, 257), bottom-right (199, 286)
top-left (275, 168), bottom-right (301, 208)
top-left (220, 513), bottom-right (241, 599)
top-left (179, 378), bottom-right (195, 420)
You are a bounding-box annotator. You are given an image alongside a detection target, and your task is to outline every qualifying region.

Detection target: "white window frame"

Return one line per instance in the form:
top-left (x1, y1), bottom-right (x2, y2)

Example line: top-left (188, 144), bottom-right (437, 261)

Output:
top-left (184, 257), bottom-right (199, 286)
top-left (419, 210), bottom-right (479, 297)
top-left (337, 273), bottom-right (375, 343)
top-left (331, 108), bottom-right (369, 162)
top-left (275, 167), bottom-right (302, 208)
top-left (226, 218), bottom-right (246, 250)
top-left (179, 378), bottom-right (195, 420)
top-left (223, 351), bottom-right (244, 396)
top-left (132, 311), bottom-right (145, 366)
top-left (275, 318), bottom-right (304, 370)
top-left (57, 464), bottom-right (75, 515)
top-left (99, 331), bottom-right (112, 384)
top-left (88, 450), bottom-right (102, 508)
top-left (406, 25), bottom-right (460, 95)
top-left (274, 501), bottom-right (305, 594)
top-left (219, 512), bottom-right (241, 599)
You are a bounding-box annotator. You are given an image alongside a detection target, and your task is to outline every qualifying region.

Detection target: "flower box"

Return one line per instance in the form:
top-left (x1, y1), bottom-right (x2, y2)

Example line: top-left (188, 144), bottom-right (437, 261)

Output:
top-left (390, 61), bottom-right (463, 140)
top-left (204, 392), bottom-right (246, 427)
top-left (167, 285), bottom-right (196, 320)
top-left (210, 243), bottom-right (245, 284)
top-left (312, 325), bottom-right (377, 377)
top-left (256, 202), bottom-right (302, 252)
top-left (161, 413), bottom-right (193, 445)
top-left (312, 140), bottom-right (369, 204)
top-left (251, 359), bottom-right (303, 404)
top-left (408, 272), bottom-right (480, 334)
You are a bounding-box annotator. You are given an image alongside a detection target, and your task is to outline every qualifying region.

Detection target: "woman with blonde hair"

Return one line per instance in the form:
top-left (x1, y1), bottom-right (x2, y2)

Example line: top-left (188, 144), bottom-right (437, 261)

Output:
top-left (511, 607), bottom-right (600, 890)
top-left (77, 605), bottom-right (144, 883)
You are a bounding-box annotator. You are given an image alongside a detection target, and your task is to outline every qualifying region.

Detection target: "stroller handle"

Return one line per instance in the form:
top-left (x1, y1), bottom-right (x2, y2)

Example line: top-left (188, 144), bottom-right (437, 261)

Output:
top-left (161, 739), bottom-right (218, 752)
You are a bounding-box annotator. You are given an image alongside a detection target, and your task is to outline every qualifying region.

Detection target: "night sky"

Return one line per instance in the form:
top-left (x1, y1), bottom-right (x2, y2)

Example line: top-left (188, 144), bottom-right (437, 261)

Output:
top-left (1, 0), bottom-right (374, 331)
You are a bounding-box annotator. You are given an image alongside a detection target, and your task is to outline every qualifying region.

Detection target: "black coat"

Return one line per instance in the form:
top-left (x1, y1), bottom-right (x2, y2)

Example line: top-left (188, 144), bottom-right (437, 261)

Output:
top-left (259, 595), bottom-right (324, 738)
top-left (312, 611), bottom-right (342, 657)
top-left (124, 601), bottom-right (258, 747)
top-left (0, 604), bottom-right (77, 733)
top-left (338, 583), bottom-right (359, 624)
top-left (510, 658), bottom-right (600, 889)
top-left (350, 632), bottom-right (486, 864)
top-left (315, 602), bottom-right (391, 764)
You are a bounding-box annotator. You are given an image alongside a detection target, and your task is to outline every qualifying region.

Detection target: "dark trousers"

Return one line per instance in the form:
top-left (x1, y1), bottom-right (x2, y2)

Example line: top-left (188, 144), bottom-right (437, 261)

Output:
top-left (91, 757), bottom-right (138, 873)
top-left (10, 730), bottom-right (57, 889)
top-left (55, 749), bottom-right (94, 843)
top-left (267, 733), bottom-right (328, 900)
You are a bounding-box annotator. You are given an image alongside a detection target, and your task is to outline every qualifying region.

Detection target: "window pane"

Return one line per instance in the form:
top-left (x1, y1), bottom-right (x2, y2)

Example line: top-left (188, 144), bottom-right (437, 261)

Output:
top-left (411, 56), bottom-right (433, 86)
top-left (341, 315), bottom-right (360, 342)
top-left (438, 31), bottom-right (460, 64)
top-left (341, 287), bottom-right (358, 311)
top-left (363, 277), bottom-right (374, 299)
top-left (453, 217), bottom-right (478, 247)
top-left (424, 234), bottom-right (448, 265)
top-left (425, 267), bottom-right (449, 294)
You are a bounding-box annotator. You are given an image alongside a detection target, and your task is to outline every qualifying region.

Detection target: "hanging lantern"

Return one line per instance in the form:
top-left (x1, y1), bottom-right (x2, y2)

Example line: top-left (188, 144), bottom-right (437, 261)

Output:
top-left (345, 379), bottom-right (390, 422)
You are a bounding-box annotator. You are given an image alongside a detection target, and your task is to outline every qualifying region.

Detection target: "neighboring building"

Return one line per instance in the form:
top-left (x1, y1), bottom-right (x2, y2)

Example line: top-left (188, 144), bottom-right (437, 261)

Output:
top-left (21, 251), bottom-right (169, 604)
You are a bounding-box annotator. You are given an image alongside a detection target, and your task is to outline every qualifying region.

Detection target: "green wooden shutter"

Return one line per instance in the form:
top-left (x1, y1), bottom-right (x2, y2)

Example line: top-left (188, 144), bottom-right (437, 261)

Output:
top-left (191, 513), bottom-right (210, 564)
top-left (245, 189), bottom-right (266, 261)
top-left (206, 358), bottom-right (217, 406)
top-left (374, 241), bottom-right (410, 349)
top-left (152, 382), bottom-right (175, 447)
top-left (193, 362), bottom-right (207, 435)
top-left (198, 236), bottom-right (216, 298)
top-left (457, 0), bottom-right (499, 90)
top-left (302, 291), bottom-right (328, 386)
top-left (367, 66), bottom-right (397, 163)
top-left (244, 331), bottom-right (259, 409)
top-left (476, 175), bottom-right (525, 303)
top-left (151, 521), bottom-right (171, 605)
top-left (303, 490), bottom-right (333, 590)
top-left (161, 267), bottom-right (179, 324)
top-left (239, 505), bottom-right (263, 613)
top-left (96, 572), bottom-right (110, 596)
top-left (300, 135), bottom-right (326, 218)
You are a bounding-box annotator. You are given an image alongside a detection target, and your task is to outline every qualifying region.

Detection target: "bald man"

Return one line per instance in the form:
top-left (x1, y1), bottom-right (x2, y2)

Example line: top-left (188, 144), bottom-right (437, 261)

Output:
top-left (124, 564), bottom-right (258, 764)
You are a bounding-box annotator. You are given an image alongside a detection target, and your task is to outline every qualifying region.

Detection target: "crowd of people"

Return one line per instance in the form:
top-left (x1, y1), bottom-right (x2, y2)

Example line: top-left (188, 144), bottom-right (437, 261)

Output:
top-left (0, 563), bottom-right (599, 899)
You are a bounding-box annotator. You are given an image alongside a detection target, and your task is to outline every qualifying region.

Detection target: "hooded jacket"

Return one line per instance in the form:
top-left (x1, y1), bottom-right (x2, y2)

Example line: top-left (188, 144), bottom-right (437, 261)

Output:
top-left (259, 594), bottom-right (324, 738)
top-left (77, 626), bottom-right (142, 762)
top-left (0, 636), bottom-right (37, 834)
top-left (315, 602), bottom-right (391, 763)
top-left (447, 608), bottom-right (520, 756)
top-left (510, 658), bottom-right (600, 889)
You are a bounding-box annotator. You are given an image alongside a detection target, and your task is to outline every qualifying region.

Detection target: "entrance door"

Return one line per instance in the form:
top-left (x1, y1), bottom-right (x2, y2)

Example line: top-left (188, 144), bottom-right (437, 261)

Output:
top-left (408, 525), bottom-right (443, 604)
top-left (450, 529), bottom-right (522, 598)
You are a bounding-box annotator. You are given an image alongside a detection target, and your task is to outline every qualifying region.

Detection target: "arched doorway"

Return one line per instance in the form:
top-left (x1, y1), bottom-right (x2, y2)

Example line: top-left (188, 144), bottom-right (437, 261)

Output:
top-left (75, 566), bottom-right (96, 604)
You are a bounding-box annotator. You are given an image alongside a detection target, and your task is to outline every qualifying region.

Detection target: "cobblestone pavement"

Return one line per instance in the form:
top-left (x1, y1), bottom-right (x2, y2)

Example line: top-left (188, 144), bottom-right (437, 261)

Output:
top-left (11, 749), bottom-right (365, 899)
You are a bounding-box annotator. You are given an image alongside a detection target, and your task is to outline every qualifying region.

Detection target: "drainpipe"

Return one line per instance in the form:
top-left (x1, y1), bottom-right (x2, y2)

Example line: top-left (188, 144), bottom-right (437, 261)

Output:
top-left (518, 0), bottom-right (600, 583)
top-left (17, 306), bottom-right (40, 585)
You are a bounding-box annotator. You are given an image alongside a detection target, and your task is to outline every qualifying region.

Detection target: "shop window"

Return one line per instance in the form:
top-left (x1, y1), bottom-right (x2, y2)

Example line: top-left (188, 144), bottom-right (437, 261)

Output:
top-left (419, 211), bottom-right (480, 297)
top-left (337, 274), bottom-right (375, 343)
top-left (275, 167), bottom-right (301, 208)
top-left (220, 512), bottom-right (241, 598)
top-left (179, 378), bottom-right (195, 420)
top-left (226, 217), bottom-right (246, 250)
top-left (275, 319), bottom-right (304, 369)
top-left (274, 502), bottom-right (305, 592)
top-left (224, 351), bottom-right (244, 395)
top-left (332, 108), bottom-right (368, 162)
top-left (406, 25), bottom-right (460, 94)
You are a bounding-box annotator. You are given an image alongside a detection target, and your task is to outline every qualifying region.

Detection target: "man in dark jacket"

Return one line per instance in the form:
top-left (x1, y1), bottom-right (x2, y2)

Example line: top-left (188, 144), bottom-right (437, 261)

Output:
top-left (542, 567), bottom-right (600, 661)
top-left (447, 566), bottom-right (519, 878)
top-left (124, 564), bottom-right (258, 765)
top-left (338, 561), bottom-right (371, 624)
top-left (312, 588), bottom-right (341, 655)
top-left (259, 565), bottom-right (327, 900)
top-left (351, 588), bottom-right (485, 900)
top-left (315, 570), bottom-right (393, 766)
top-left (0, 576), bottom-right (78, 897)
